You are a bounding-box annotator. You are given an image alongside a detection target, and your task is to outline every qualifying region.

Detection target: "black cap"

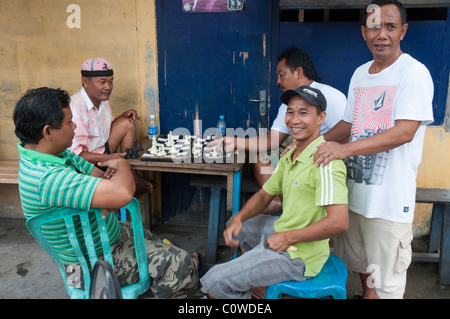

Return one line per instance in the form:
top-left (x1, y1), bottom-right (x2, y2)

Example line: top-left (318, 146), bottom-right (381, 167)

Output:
top-left (280, 85), bottom-right (327, 111)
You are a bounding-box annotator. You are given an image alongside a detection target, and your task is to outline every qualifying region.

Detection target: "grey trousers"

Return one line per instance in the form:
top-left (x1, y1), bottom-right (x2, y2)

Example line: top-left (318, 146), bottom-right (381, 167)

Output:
top-left (200, 215), bottom-right (307, 299)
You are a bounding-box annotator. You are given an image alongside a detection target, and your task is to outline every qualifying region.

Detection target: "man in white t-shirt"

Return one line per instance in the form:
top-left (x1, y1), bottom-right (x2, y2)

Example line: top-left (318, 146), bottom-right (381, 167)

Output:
top-left (209, 46), bottom-right (346, 214)
top-left (313, 0), bottom-right (434, 299)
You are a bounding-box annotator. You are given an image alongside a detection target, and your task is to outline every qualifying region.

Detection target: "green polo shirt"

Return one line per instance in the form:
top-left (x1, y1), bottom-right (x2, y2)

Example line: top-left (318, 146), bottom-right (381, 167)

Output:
top-left (263, 136), bottom-right (348, 276)
top-left (18, 143), bottom-right (121, 265)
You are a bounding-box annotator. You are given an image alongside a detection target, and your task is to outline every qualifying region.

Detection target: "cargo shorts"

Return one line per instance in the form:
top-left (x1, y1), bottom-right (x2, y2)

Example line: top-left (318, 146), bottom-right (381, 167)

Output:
top-left (65, 222), bottom-right (197, 298)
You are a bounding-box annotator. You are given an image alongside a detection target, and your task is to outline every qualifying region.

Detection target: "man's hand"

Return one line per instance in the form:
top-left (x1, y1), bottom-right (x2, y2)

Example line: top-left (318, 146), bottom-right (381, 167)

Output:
top-left (101, 167), bottom-right (116, 179)
top-left (97, 157), bottom-right (130, 172)
top-left (121, 109), bottom-right (140, 123)
top-left (313, 141), bottom-right (349, 167)
top-left (266, 232), bottom-right (291, 252)
top-left (279, 141), bottom-right (296, 158)
top-left (206, 136), bottom-right (236, 153)
top-left (223, 216), bottom-right (242, 248)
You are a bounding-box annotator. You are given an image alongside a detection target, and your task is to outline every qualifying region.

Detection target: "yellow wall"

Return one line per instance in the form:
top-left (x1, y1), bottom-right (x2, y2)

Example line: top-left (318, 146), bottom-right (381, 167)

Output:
top-left (413, 125), bottom-right (450, 236)
top-left (0, 0), bottom-right (159, 160)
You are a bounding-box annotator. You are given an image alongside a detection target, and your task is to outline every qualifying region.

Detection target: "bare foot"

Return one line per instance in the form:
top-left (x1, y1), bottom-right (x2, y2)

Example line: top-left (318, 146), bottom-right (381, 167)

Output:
top-left (133, 172), bottom-right (156, 197)
top-left (250, 286), bottom-right (266, 299)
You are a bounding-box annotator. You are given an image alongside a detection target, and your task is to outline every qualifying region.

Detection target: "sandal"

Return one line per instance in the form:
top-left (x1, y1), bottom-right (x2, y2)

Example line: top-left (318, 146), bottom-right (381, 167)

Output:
top-left (193, 252), bottom-right (204, 287)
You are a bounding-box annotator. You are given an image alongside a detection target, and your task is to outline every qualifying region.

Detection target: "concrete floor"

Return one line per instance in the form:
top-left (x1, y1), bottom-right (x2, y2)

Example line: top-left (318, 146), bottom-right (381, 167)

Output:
top-left (1, 214), bottom-right (450, 299)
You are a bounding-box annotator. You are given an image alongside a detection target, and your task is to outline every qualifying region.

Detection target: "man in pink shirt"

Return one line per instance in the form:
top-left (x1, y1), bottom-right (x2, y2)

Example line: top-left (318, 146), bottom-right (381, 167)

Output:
top-left (69, 58), bottom-right (154, 195)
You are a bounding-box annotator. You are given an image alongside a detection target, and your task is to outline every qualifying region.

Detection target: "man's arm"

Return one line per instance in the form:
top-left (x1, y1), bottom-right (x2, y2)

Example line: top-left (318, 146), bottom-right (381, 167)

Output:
top-left (212, 130), bottom-right (288, 153)
top-left (90, 158), bottom-right (135, 209)
top-left (322, 120), bottom-right (352, 143)
top-left (223, 188), bottom-right (275, 247)
top-left (313, 120), bottom-right (421, 167)
top-left (266, 204), bottom-right (348, 252)
top-left (79, 150), bottom-right (125, 164)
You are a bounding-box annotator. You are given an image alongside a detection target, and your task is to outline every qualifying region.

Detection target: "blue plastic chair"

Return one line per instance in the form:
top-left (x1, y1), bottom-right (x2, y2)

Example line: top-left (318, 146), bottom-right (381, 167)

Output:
top-left (265, 254), bottom-right (348, 299)
top-left (26, 198), bottom-right (151, 299)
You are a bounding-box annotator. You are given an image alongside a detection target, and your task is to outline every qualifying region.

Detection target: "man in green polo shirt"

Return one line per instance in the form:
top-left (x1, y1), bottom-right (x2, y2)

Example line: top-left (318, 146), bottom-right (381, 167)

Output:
top-left (13, 87), bottom-right (199, 298)
top-left (200, 86), bottom-right (349, 299)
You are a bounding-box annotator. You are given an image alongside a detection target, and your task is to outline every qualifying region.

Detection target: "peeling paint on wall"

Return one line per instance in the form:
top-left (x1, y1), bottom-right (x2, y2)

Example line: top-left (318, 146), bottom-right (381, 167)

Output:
top-left (239, 52), bottom-right (249, 66)
top-left (263, 33), bottom-right (266, 58)
top-left (233, 51), bottom-right (249, 66)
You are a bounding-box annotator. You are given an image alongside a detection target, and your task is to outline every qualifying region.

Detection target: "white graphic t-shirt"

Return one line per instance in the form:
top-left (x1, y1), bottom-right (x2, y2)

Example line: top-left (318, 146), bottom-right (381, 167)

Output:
top-left (342, 54), bottom-right (434, 223)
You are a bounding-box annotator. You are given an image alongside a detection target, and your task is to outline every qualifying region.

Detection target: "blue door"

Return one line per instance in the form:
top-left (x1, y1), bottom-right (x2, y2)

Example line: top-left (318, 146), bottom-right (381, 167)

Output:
top-left (156, 0), bottom-right (274, 135)
top-left (155, 0), bottom-right (274, 219)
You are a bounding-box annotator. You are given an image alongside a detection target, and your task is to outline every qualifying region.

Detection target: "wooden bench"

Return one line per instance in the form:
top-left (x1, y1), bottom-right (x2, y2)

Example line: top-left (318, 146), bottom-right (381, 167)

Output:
top-left (413, 187), bottom-right (450, 284)
top-left (0, 160), bottom-right (19, 184)
top-left (190, 174), bottom-right (259, 263)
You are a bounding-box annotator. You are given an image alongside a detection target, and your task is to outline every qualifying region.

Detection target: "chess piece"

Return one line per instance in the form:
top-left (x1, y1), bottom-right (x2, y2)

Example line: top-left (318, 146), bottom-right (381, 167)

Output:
top-left (192, 140), bottom-right (201, 156)
top-left (167, 133), bottom-right (174, 147)
top-left (157, 146), bottom-right (166, 156)
top-left (131, 147), bottom-right (139, 159)
top-left (125, 148), bottom-right (131, 159)
top-left (150, 142), bottom-right (158, 155)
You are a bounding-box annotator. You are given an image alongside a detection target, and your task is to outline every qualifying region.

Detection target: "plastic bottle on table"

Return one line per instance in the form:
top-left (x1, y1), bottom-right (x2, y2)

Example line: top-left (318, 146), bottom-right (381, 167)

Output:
top-left (148, 114), bottom-right (158, 139)
top-left (216, 115), bottom-right (226, 138)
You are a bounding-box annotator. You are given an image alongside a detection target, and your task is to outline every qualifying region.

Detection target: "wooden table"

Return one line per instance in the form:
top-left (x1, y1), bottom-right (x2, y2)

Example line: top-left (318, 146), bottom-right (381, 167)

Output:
top-left (128, 138), bottom-right (244, 228)
top-left (414, 188), bottom-right (450, 284)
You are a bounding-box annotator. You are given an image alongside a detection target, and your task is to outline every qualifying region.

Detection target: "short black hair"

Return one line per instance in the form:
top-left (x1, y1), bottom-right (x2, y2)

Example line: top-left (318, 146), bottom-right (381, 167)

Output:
top-left (13, 87), bottom-right (71, 145)
top-left (362, 0), bottom-right (407, 26)
top-left (278, 46), bottom-right (321, 82)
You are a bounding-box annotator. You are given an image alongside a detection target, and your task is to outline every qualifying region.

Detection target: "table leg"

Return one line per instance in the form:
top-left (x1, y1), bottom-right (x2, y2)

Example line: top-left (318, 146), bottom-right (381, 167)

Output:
top-left (226, 173), bottom-right (234, 213)
top-left (428, 204), bottom-right (444, 253)
top-left (439, 203), bottom-right (450, 284)
top-left (143, 192), bottom-right (152, 230)
top-left (231, 170), bottom-right (242, 259)
top-left (232, 170), bottom-right (241, 215)
top-left (141, 170), bottom-right (153, 229)
top-left (207, 187), bottom-right (221, 264)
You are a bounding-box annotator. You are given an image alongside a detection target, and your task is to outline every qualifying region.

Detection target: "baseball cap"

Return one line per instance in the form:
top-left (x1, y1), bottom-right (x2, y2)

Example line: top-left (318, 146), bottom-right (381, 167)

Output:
top-left (280, 85), bottom-right (327, 111)
top-left (81, 58), bottom-right (114, 77)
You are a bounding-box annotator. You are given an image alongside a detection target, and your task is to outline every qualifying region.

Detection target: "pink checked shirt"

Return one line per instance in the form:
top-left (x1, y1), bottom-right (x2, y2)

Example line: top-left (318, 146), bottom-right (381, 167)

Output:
top-left (69, 87), bottom-right (115, 155)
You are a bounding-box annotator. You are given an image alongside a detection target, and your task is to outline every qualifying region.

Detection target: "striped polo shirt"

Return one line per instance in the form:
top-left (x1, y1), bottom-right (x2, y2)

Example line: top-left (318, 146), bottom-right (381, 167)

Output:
top-left (17, 143), bottom-right (121, 265)
top-left (263, 136), bottom-right (348, 276)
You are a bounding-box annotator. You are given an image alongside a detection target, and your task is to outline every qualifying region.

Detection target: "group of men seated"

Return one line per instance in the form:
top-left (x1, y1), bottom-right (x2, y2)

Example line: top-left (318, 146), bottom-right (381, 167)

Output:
top-left (13, 0), bottom-right (434, 299)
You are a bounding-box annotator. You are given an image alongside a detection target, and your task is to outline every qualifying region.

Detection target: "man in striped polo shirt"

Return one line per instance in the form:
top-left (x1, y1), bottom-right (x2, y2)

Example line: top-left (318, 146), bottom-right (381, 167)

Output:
top-left (13, 87), bottom-right (199, 298)
top-left (200, 86), bottom-right (349, 299)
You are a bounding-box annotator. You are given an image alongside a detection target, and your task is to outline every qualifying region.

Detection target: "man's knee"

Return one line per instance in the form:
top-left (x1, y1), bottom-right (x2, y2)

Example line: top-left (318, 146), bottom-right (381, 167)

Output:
top-left (112, 116), bottom-right (136, 134)
top-left (109, 117), bottom-right (137, 151)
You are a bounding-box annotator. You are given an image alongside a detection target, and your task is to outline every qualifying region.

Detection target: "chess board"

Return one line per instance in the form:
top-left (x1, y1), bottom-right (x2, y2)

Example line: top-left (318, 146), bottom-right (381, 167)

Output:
top-left (140, 134), bottom-right (231, 163)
